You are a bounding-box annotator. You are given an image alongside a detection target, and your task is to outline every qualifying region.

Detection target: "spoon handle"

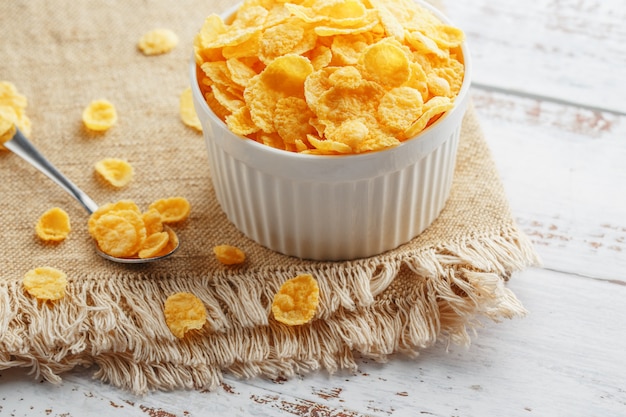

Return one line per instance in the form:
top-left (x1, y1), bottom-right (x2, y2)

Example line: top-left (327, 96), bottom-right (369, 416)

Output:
top-left (5, 128), bottom-right (99, 214)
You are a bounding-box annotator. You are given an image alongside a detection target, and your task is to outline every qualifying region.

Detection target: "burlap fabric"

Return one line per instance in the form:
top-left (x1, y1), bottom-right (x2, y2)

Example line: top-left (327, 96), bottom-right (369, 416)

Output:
top-left (0, 0), bottom-right (539, 394)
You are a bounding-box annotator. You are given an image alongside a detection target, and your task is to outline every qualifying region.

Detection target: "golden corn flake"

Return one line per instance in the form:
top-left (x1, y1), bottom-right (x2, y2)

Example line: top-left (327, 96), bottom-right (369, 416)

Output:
top-left (138, 231), bottom-right (170, 259)
top-left (36, 207), bottom-right (71, 242)
top-left (258, 131), bottom-right (287, 150)
top-left (272, 274), bottom-right (320, 326)
top-left (0, 105), bottom-right (17, 146)
top-left (23, 266), bottom-right (67, 301)
top-left (225, 105), bottom-right (259, 136)
top-left (158, 226), bottom-right (179, 257)
top-left (88, 200), bottom-right (140, 236)
top-left (179, 87), bottom-right (202, 132)
top-left (226, 58), bottom-right (258, 88)
top-left (213, 244), bottom-right (246, 265)
top-left (313, 14), bottom-right (379, 37)
top-left (0, 81), bottom-right (28, 110)
top-left (149, 196), bottom-right (191, 223)
top-left (163, 292), bottom-right (207, 339)
top-left (94, 158), bottom-right (134, 188)
top-left (307, 133), bottom-right (352, 154)
top-left (273, 97), bottom-right (316, 146)
top-left (367, 0), bottom-right (405, 41)
top-left (334, 32), bottom-right (375, 59)
top-left (377, 86), bottom-right (424, 132)
top-left (138, 29), bottom-right (179, 55)
top-left (359, 39), bottom-right (411, 87)
top-left (91, 212), bottom-right (143, 258)
top-left (142, 208), bottom-right (164, 236)
top-left (211, 83), bottom-right (245, 113)
top-left (193, 0), bottom-right (465, 155)
top-left (259, 20), bottom-right (307, 64)
top-left (0, 81), bottom-right (31, 147)
top-left (244, 54), bottom-right (314, 134)
top-left (308, 45), bottom-right (333, 70)
top-left (403, 96), bottom-right (453, 139)
top-left (82, 99), bottom-right (117, 131)
top-left (322, 118), bottom-right (369, 150)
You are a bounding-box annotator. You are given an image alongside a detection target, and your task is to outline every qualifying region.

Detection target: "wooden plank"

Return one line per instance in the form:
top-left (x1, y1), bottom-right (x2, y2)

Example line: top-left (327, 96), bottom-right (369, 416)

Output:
top-left (443, 0), bottom-right (626, 114)
top-left (471, 88), bottom-right (626, 281)
top-left (2, 268), bottom-right (624, 416)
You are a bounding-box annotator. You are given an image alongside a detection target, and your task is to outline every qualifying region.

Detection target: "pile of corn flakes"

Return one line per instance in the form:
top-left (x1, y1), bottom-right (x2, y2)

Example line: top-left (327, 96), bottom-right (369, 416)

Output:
top-left (194, 0), bottom-right (465, 154)
top-left (88, 197), bottom-right (189, 259)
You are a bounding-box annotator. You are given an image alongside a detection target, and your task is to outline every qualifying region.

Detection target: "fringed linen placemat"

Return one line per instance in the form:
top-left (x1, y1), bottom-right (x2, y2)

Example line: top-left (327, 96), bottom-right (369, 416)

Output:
top-left (0, 0), bottom-right (539, 394)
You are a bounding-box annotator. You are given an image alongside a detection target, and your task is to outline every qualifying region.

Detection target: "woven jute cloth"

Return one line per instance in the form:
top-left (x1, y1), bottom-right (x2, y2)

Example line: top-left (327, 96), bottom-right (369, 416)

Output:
top-left (0, 0), bottom-right (539, 394)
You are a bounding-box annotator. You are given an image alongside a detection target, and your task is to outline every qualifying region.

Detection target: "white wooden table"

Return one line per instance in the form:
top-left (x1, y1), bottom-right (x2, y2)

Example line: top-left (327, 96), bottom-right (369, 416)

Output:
top-left (2, 0), bottom-right (625, 415)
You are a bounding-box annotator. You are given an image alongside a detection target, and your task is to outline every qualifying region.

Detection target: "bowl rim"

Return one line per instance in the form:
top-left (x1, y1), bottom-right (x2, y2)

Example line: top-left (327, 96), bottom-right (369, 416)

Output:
top-left (190, 0), bottom-right (472, 168)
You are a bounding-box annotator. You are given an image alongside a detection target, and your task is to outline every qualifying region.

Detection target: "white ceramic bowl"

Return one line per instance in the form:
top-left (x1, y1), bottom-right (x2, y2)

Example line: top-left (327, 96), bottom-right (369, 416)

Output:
top-left (191, 1), bottom-right (472, 261)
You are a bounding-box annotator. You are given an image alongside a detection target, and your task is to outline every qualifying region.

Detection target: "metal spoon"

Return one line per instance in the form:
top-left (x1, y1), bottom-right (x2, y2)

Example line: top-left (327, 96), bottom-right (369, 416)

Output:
top-left (4, 128), bottom-right (179, 263)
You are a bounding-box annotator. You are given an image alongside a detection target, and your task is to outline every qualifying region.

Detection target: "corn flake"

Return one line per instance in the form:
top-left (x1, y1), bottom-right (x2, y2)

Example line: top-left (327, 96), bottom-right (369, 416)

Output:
top-left (138, 231), bottom-right (170, 259)
top-left (274, 97), bottom-right (316, 145)
top-left (213, 244), bottom-right (246, 265)
top-left (377, 86), bottom-right (424, 132)
top-left (330, 34), bottom-right (372, 66)
top-left (23, 266), bottom-right (67, 301)
top-left (138, 29), bottom-right (179, 55)
top-left (163, 292), bottom-right (207, 339)
top-left (148, 197), bottom-right (191, 223)
top-left (259, 20), bottom-right (307, 64)
top-left (82, 99), bottom-right (117, 132)
top-left (403, 96), bottom-right (453, 139)
top-left (0, 106), bottom-right (17, 147)
top-left (225, 105), bottom-right (259, 136)
top-left (212, 84), bottom-right (245, 113)
top-left (94, 158), bottom-right (134, 188)
top-left (0, 81), bottom-right (31, 145)
top-left (91, 212), bottom-right (142, 258)
top-left (323, 118), bottom-right (369, 149)
top-left (36, 207), bottom-right (71, 242)
top-left (142, 208), bottom-right (164, 236)
top-left (307, 134), bottom-right (352, 154)
top-left (87, 199), bottom-right (185, 259)
top-left (179, 87), bottom-right (202, 132)
top-left (0, 81), bottom-right (28, 109)
top-left (245, 54), bottom-right (314, 134)
top-left (88, 200), bottom-right (141, 236)
top-left (359, 39), bottom-right (411, 87)
top-left (225, 58), bottom-right (258, 88)
top-left (258, 131), bottom-right (287, 150)
top-left (367, 0), bottom-right (405, 41)
top-left (157, 226), bottom-right (179, 257)
top-left (272, 274), bottom-right (320, 326)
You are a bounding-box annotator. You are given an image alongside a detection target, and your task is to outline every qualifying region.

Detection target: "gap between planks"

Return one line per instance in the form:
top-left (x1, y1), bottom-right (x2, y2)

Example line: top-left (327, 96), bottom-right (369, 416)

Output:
top-left (472, 82), bottom-right (626, 117)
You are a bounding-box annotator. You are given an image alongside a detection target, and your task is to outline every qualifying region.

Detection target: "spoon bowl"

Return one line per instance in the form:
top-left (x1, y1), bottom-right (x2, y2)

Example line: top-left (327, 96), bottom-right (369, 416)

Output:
top-left (4, 128), bottom-right (179, 263)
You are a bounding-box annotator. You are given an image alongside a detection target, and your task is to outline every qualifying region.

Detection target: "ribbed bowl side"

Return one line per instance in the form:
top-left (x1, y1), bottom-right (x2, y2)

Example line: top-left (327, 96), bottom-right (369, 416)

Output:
top-left (205, 126), bottom-right (461, 261)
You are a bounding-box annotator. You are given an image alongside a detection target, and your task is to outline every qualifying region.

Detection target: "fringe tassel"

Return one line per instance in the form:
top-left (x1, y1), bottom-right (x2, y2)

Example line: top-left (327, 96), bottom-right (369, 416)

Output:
top-left (0, 227), bottom-right (538, 394)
